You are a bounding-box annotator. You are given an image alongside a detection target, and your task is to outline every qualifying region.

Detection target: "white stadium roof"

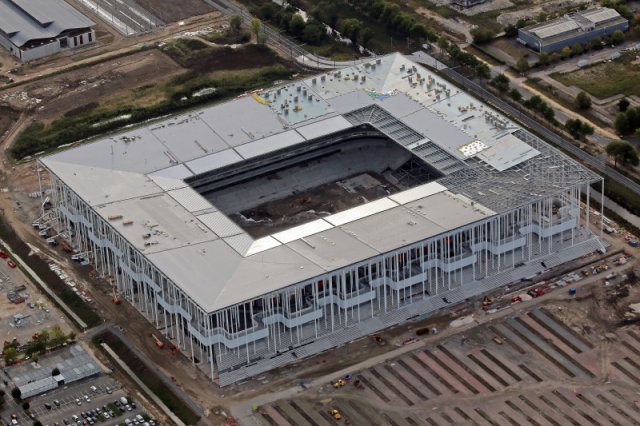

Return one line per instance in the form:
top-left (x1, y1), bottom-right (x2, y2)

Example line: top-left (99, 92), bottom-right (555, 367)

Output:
top-left (42, 53), bottom-right (597, 312)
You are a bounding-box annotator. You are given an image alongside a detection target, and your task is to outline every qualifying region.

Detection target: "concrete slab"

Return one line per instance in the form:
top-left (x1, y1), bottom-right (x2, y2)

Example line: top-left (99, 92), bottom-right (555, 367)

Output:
top-left (414, 351), bottom-right (472, 395)
top-left (400, 356), bottom-right (450, 398)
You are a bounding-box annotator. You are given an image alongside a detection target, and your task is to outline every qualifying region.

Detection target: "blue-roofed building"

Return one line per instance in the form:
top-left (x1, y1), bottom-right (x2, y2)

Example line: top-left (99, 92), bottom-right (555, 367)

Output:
top-left (0, 0), bottom-right (95, 62)
top-left (518, 8), bottom-right (628, 53)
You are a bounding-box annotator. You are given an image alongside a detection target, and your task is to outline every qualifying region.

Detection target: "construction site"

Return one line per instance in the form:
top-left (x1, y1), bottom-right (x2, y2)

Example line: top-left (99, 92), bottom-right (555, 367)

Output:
top-left (33, 53), bottom-right (609, 388)
top-left (1, 0), bottom-right (640, 421)
top-left (246, 242), bottom-right (640, 425)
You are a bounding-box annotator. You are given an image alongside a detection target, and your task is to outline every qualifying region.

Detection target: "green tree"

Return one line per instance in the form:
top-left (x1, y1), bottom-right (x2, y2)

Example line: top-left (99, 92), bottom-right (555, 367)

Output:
top-left (437, 36), bottom-right (449, 52)
top-left (22, 401), bottom-right (29, 410)
top-left (3, 347), bottom-right (18, 365)
top-left (230, 15), bottom-right (242, 33)
top-left (615, 112), bottom-right (631, 134)
top-left (341, 18), bottom-right (363, 44)
top-left (312, 0), bottom-right (339, 29)
top-left (409, 23), bottom-right (429, 41)
top-left (575, 91), bottom-right (592, 110)
top-left (606, 140), bottom-right (640, 167)
top-left (590, 36), bottom-right (603, 50)
top-left (11, 387), bottom-right (21, 400)
top-left (258, 3), bottom-right (276, 20)
top-left (359, 27), bottom-right (375, 49)
top-left (471, 27), bottom-right (496, 44)
top-left (474, 62), bottom-right (491, 79)
top-left (250, 18), bottom-right (262, 40)
top-left (516, 57), bottom-right (529, 73)
top-left (524, 94), bottom-right (543, 109)
top-left (565, 118), bottom-right (593, 140)
top-left (33, 421), bottom-right (42, 426)
top-left (504, 24), bottom-right (518, 37)
top-left (538, 52), bottom-right (550, 66)
top-left (302, 21), bottom-right (325, 45)
top-left (618, 98), bottom-right (630, 112)
top-left (611, 29), bottom-right (625, 45)
top-left (560, 46), bottom-right (571, 59)
top-left (508, 88), bottom-right (523, 102)
top-left (49, 325), bottom-right (67, 348)
top-left (491, 73), bottom-right (510, 93)
top-left (288, 14), bottom-right (305, 37)
top-left (570, 43), bottom-right (583, 56)
top-left (51, 367), bottom-right (60, 376)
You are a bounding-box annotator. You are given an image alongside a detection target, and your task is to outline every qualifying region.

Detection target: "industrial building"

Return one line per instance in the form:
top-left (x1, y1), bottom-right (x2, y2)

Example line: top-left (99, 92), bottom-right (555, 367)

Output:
top-left (0, 0), bottom-right (95, 62)
top-left (39, 53), bottom-right (604, 386)
top-left (9, 345), bottom-right (101, 399)
top-left (518, 7), bottom-right (628, 53)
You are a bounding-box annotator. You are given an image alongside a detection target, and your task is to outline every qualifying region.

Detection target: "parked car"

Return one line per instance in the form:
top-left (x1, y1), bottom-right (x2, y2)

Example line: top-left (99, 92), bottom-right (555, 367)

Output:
top-left (7, 261), bottom-right (16, 268)
top-left (0, 252), bottom-right (8, 259)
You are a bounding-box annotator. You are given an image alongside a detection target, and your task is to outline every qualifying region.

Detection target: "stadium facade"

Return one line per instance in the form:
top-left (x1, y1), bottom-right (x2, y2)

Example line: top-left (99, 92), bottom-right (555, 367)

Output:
top-left (39, 54), bottom-right (604, 386)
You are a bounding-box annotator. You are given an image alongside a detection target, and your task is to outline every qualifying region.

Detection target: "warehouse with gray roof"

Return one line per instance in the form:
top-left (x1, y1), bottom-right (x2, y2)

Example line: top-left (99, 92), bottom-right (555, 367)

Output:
top-left (39, 53), bottom-right (605, 386)
top-left (0, 0), bottom-right (95, 62)
top-left (518, 7), bottom-right (628, 53)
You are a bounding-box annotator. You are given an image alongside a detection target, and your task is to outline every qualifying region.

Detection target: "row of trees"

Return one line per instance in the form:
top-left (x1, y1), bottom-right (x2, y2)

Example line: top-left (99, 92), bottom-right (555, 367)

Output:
top-left (253, 3), bottom-right (329, 46)
top-left (441, 40), bottom-right (491, 78)
top-left (490, 74), bottom-right (557, 124)
top-left (2, 325), bottom-right (76, 365)
top-left (565, 118), bottom-right (595, 140)
top-left (311, 1), bottom-right (374, 46)
top-left (536, 30), bottom-right (626, 67)
top-left (344, 0), bottom-right (436, 41)
top-left (254, 0), bottom-right (437, 50)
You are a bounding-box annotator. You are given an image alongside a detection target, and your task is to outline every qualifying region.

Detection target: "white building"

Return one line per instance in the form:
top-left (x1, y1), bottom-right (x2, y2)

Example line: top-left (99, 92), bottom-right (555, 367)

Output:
top-left (39, 53), bottom-right (604, 386)
top-left (0, 0), bottom-right (96, 62)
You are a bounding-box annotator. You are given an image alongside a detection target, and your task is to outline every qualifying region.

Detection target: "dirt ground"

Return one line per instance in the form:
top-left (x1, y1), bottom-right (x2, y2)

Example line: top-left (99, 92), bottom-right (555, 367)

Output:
top-left (0, 49), bottom-right (184, 123)
top-left (165, 42), bottom-right (285, 73)
top-left (0, 228), bottom-right (73, 346)
top-left (0, 106), bottom-right (19, 140)
top-left (133, 0), bottom-right (215, 23)
top-left (231, 172), bottom-right (398, 237)
top-left (0, 8), bottom-right (224, 86)
top-left (251, 264), bottom-right (640, 426)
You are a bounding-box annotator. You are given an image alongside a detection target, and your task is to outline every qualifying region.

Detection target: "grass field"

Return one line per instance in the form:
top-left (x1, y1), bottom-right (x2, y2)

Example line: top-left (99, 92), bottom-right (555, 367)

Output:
top-left (551, 53), bottom-right (640, 99)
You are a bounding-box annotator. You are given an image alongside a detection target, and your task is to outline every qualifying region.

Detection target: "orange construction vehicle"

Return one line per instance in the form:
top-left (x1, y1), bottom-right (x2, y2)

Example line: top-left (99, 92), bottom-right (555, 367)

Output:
top-left (333, 379), bottom-right (346, 388)
top-left (150, 334), bottom-right (164, 349)
top-left (328, 408), bottom-right (342, 420)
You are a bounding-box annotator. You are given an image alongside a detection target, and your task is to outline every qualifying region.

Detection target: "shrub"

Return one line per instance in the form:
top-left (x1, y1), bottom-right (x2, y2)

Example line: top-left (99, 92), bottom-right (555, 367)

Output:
top-left (575, 91), bottom-right (592, 110)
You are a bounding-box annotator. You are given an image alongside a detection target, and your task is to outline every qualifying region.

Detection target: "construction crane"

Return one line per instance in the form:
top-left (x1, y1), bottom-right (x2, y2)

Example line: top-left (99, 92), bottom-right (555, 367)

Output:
top-left (150, 334), bottom-right (164, 349)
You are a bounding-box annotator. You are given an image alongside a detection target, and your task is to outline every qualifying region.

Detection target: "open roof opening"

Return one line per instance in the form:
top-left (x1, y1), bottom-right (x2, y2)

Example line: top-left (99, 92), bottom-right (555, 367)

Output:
top-left (187, 132), bottom-right (442, 238)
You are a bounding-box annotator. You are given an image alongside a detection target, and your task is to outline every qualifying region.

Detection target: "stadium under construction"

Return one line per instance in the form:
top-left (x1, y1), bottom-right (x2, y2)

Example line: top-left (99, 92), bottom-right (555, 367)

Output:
top-left (38, 53), bottom-right (605, 386)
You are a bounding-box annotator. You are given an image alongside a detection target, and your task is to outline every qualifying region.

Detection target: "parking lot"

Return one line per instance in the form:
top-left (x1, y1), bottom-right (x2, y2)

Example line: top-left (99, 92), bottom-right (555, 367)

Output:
top-left (1, 375), bottom-right (155, 426)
